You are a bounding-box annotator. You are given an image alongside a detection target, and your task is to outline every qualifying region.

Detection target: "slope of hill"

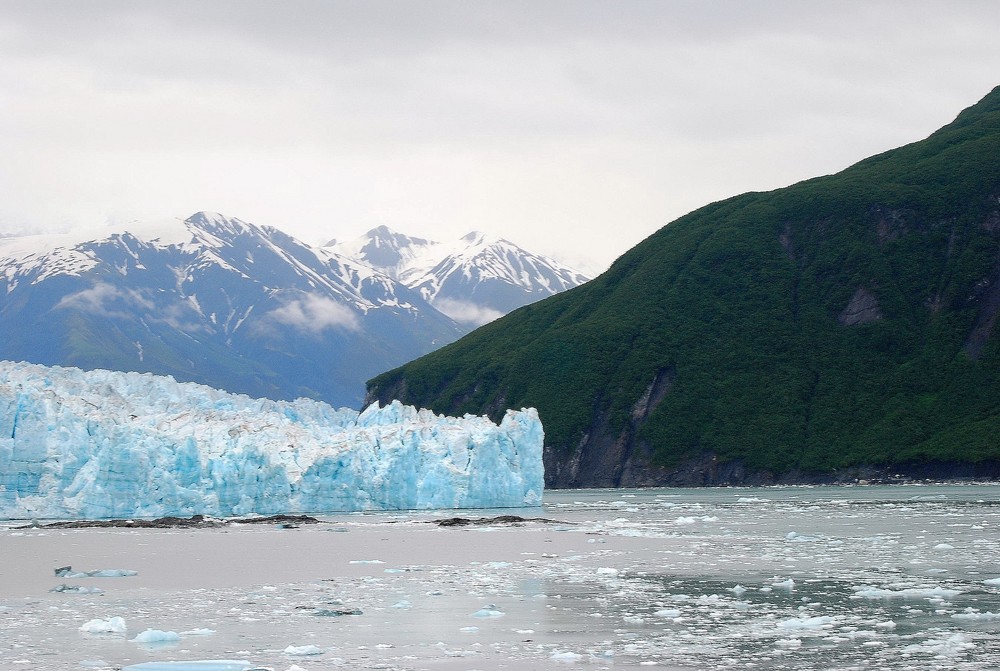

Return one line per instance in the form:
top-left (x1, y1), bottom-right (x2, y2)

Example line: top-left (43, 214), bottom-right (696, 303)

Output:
top-left (0, 212), bottom-right (461, 407)
top-left (332, 227), bottom-right (589, 325)
top-left (367, 86), bottom-right (1000, 487)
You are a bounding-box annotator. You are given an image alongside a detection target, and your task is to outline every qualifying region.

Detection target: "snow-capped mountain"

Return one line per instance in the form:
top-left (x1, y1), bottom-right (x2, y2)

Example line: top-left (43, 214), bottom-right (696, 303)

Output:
top-left (331, 226), bottom-right (590, 325)
top-left (327, 225), bottom-right (439, 281)
top-left (0, 212), bottom-right (461, 407)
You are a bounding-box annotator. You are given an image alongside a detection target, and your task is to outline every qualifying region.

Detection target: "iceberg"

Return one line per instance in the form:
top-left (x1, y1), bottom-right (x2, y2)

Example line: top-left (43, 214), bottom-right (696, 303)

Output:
top-left (0, 361), bottom-right (543, 519)
top-left (79, 617), bottom-right (127, 634)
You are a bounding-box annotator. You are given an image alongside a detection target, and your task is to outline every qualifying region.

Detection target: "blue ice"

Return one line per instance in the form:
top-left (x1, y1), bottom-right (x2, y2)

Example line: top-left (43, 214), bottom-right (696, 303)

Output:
top-left (0, 361), bottom-right (544, 518)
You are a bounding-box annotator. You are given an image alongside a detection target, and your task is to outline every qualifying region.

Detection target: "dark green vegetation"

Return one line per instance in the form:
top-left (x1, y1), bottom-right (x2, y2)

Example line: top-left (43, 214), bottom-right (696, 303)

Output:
top-left (368, 87), bottom-right (1000, 487)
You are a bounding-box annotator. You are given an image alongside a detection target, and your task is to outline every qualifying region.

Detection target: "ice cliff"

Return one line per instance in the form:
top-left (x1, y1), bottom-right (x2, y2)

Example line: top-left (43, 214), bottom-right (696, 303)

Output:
top-left (0, 361), bottom-right (543, 519)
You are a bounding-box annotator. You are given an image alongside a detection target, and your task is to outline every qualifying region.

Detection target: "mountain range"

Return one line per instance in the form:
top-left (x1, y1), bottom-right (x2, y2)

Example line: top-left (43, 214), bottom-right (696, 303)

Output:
top-left (367, 85), bottom-right (1000, 487)
top-left (0, 212), bottom-right (586, 407)
top-left (330, 226), bottom-right (589, 326)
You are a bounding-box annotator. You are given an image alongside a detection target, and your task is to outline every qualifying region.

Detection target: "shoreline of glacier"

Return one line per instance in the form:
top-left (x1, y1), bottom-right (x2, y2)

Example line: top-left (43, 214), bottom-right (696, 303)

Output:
top-left (0, 361), bottom-right (544, 519)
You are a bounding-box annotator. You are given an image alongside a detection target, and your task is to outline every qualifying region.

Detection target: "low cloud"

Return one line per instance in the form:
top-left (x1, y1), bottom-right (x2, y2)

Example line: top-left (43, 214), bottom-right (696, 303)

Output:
top-left (433, 298), bottom-right (504, 327)
top-left (266, 294), bottom-right (361, 335)
top-left (54, 282), bottom-right (153, 319)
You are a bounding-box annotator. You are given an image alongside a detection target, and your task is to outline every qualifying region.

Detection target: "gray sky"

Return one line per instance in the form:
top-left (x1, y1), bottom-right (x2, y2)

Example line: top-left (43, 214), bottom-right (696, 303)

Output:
top-left (2, 1), bottom-right (1000, 274)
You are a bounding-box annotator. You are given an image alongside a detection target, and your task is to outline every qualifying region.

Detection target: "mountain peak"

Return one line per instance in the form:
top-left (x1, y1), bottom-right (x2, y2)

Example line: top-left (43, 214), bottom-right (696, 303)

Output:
top-left (939, 84), bottom-right (1000, 134)
top-left (332, 226), bottom-right (438, 279)
top-left (184, 211), bottom-right (255, 238)
top-left (368, 224), bottom-right (398, 238)
top-left (460, 230), bottom-right (505, 247)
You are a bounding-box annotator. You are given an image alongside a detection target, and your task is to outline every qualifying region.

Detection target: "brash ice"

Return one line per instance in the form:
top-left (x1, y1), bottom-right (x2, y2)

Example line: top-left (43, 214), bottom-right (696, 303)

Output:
top-left (0, 361), bottom-right (543, 519)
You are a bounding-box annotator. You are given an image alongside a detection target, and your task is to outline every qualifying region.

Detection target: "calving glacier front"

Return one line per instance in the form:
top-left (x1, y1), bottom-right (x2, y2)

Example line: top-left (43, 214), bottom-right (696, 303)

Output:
top-left (0, 361), bottom-right (543, 519)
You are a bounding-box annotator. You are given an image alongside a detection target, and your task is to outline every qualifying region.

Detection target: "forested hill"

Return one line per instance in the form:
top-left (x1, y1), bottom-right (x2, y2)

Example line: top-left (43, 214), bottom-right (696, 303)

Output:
top-left (367, 86), bottom-right (1000, 488)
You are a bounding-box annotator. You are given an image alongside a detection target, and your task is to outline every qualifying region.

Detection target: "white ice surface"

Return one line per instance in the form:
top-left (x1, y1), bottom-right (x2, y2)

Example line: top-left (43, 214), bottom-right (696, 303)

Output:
top-left (0, 361), bottom-right (543, 518)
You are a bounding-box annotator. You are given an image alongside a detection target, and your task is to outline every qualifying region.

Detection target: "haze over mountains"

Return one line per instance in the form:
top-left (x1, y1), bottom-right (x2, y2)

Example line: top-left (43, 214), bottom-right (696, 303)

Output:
top-left (0, 212), bottom-right (586, 407)
top-left (369, 86), bottom-right (1000, 487)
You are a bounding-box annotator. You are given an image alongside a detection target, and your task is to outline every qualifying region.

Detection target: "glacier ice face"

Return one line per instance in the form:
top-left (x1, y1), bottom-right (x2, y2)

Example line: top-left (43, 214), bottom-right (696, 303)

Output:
top-left (0, 361), bottom-right (543, 519)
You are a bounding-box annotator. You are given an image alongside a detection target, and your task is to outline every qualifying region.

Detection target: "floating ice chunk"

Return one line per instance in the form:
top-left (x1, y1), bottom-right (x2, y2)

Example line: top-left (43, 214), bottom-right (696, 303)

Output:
top-left (771, 578), bottom-right (795, 590)
top-left (786, 531), bottom-right (822, 542)
top-left (903, 633), bottom-right (974, 656)
top-left (875, 620), bottom-right (897, 629)
top-left (284, 645), bottom-right (325, 656)
top-left (596, 567), bottom-right (619, 576)
top-left (92, 568), bottom-right (138, 577)
top-left (50, 584), bottom-right (103, 594)
top-left (983, 578), bottom-right (1000, 586)
top-left (777, 615), bottom-right (834, 630)
top-left (391, 600), bottom-right (412, 609)
top-left (58, 567), bottom-right (138, 578)
top-left (853, 585), bottom-right (962, 600)
top-left (180, 628), bottom-right (217, 636)
top-left (654, 609), bottom-right (682, 618)
top-left (349, 559), bottom-right (384, 564)
top-left (933, 543), bottom-right (954, 551)
top-left (80, 617), bottom-right (127, 634)
top-left (952, 610), bottom-right (1000, 621)
top-left (775, 638), bottom-right (802, 648)
top-left (460, 626), bottom-right (480, 633)
top-left (131, 629), bottom-right (181, 644)
top-left (122, 662), bottom-right (253, 671)
top-left (729, 585), bottom-right (747, 596)
top-left (550, 650), bottom-right (584, 662)
top-left (674, 516), bottom-right (696, 525)
top-left (472, 604), bottom-right (505, 618)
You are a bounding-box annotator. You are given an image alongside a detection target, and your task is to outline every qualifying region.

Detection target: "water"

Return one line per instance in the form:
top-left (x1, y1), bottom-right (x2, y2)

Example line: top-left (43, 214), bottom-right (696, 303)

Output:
top-left (2, 484), bottom-right (999, 669)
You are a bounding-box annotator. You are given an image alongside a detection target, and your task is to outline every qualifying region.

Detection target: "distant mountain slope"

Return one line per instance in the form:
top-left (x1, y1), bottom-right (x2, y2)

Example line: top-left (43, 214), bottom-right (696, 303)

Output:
top-left (332, 227), bottom-right (589, 325)
top-left (328, 225), bottom-right (438, 281)
top-left (0, 212), bottom-right (461, 407)
top-left (368, 85), bottom-right (1000, 487)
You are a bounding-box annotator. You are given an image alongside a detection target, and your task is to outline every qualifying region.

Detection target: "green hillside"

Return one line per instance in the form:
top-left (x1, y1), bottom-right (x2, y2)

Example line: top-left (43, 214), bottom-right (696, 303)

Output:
top-left (367, 86), bottom-right (1000, 487)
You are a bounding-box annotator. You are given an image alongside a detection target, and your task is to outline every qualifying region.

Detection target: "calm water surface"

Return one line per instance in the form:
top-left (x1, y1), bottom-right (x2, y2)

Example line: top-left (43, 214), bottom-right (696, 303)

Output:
top-left (2, 484), bottom-right (999, 670)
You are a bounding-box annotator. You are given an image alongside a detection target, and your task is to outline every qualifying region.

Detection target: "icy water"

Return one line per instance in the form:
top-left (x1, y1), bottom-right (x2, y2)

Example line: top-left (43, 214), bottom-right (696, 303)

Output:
top-left (2, 485), bottom-right (1000, 670)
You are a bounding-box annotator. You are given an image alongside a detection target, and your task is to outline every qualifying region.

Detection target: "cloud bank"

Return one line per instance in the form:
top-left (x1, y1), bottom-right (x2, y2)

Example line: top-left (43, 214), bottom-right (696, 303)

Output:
top-left (2, 1), bottom-right (1000, 274)
top-left (265, 294), bottom-right (362, 335)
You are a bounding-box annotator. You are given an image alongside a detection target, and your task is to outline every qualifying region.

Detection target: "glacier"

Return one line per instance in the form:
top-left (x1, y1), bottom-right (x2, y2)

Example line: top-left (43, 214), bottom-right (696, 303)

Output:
top-left (0, 361), bottom-right (543, 519)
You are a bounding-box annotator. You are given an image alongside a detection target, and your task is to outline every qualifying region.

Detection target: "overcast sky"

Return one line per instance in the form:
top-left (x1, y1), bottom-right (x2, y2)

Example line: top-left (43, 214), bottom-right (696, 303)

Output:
top-left (2, 1), bottom-right (1000, 274)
